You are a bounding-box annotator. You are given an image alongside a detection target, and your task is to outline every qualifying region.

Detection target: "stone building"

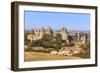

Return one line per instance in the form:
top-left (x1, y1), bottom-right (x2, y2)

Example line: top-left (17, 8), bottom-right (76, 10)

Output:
top-left (77, 32), bottom-right (80, 41)
top-left (60, 27), bottom-right (69, 44)
top-left (26, 27), bottom-right (88, 45)
top-left (26, 27), bottom-right (89, 55)
top-left (81, 34), bottom-right (87, 44)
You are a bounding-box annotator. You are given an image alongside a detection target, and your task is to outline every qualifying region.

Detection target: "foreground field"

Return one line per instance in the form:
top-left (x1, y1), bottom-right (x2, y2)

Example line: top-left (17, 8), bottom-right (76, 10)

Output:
top-left (24, 51), bottom-right (81, 61)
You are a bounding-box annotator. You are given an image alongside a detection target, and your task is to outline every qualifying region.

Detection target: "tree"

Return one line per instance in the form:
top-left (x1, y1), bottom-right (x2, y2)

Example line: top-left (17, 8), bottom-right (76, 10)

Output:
top-left (25, 40), bottom-right (33, 51)
top-left (42, 34), bottom-right (51, 41)
top-left (31, 33), bottom-right (63, 52)
top-left (32, 40), bottom-right (43, 47)
top-left (32, 39), bottom-right (53, 52)
top-left (52, 33), bottom-right (63, 51)
top-left (80, 42), bottom-right (90, 58)
top-left (42, 40), bottom-right (52, 52)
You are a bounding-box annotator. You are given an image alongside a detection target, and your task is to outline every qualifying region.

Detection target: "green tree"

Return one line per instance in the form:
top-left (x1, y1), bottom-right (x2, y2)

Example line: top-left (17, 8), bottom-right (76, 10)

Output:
top-left (80, 42), bottom-right (90, 58)
top-left (25, 40), bottom-right (33, 51)
top-left (32, 33), bottom-right (63, 52)
top-left (52, 33), bottom-right (63, 51)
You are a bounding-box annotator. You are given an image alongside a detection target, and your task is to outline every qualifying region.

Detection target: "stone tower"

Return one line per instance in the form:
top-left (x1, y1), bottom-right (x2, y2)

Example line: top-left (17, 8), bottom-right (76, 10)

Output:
top-left (39, 27), bottom-right (45, 39)
top-left (60, 27), bottom-right (69, 44)
top-left (81, 34), bottom-right (87, 44)
top-left (45, 27), bottom-right (53, 35)
top-left (77, 32), bottom-right (80, 41)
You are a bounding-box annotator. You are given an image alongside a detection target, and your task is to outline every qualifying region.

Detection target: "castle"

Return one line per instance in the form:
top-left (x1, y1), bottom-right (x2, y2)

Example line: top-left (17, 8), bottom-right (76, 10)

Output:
top-left (26, 27), bottom-right (88, 45)
top-left (25, 27), bottom-right (89, 55)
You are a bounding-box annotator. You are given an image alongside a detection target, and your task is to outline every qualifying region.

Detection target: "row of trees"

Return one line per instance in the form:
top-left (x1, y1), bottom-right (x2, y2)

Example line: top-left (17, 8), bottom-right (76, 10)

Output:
top-left (32, 34), bottom-right (63, 52)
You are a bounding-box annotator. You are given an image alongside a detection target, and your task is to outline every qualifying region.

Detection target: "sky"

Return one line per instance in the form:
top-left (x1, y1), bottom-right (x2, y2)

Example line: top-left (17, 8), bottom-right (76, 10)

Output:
top-left (24, 11), bottom-right (90, 31)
